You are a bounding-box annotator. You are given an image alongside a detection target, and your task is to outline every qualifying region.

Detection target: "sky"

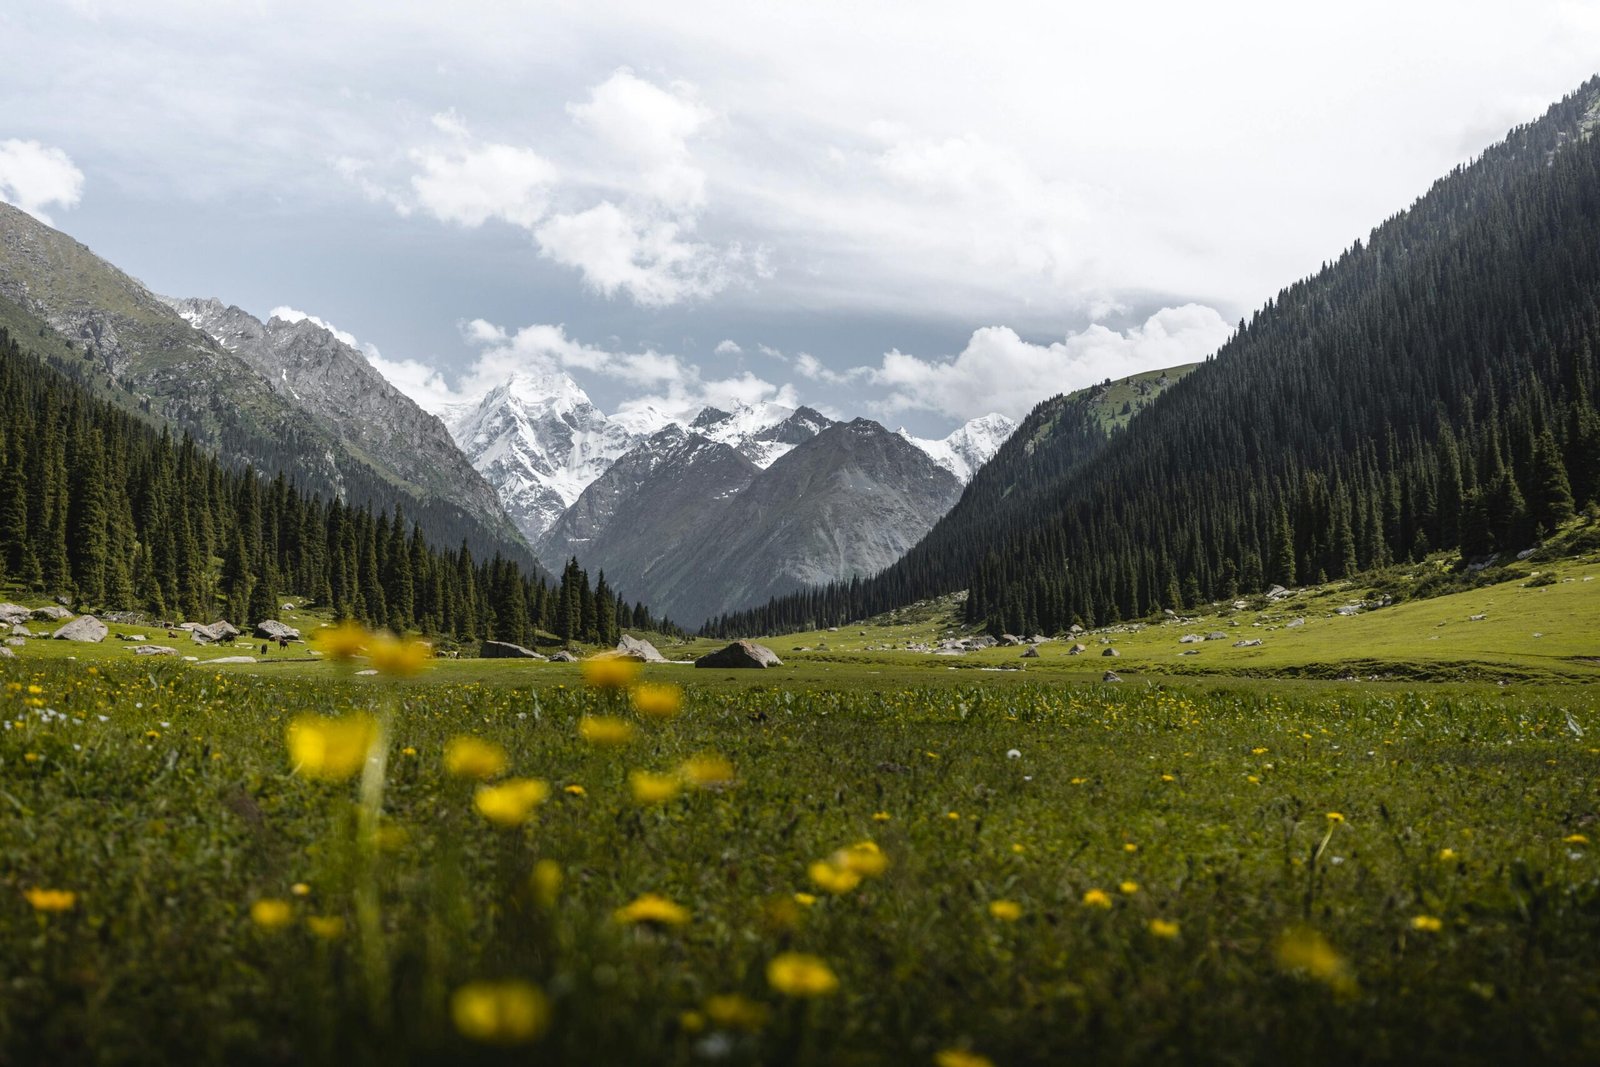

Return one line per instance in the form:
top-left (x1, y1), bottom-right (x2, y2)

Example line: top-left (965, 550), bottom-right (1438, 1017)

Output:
top-left (3, 1), bottom-right (1599, 436)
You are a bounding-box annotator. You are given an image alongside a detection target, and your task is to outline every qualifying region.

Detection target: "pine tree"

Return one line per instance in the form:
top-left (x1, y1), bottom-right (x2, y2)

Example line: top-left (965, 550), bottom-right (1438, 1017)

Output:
top-left (1527, 429), bottom-right (1576, 534)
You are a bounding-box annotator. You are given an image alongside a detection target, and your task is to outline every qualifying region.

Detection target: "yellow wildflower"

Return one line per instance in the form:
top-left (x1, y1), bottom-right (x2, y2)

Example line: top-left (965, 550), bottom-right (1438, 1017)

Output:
top-left (578, 716), bottom-right (635, 747)
top-left (626, 769), bottom-right (678, 804)
top-left (580, 654), bottom-right (642, 690)
top-left (793, 892), bottom-right (817, 906)
top-left (833, 840), bottom-right (889, 877)
top-left (1410, 915), bottom-right (1443, 932)
top-left (1563, 833), bottom-right (1589, 845)
top-left (250, 898), bottom-right (293, 931)
top-left (1081, 888), bottom-right (1112, 909)
top-left (530, 860), bottom-right (562, 909)
top-left (310, 620), bottom-right (368, 662)
top-left (286, 713), bottom-right (378, 781)
top-left (1123, 842), bottom-right (1138, 853)
top-left (766, 952), bottom-right (839, 997)
top-left (1148, 918), bottom-right (1181, 939)
top-left (808, 860), bottom-right (863, 894)
top-left (614, 892), bottom-right (691, 927)
top-left (704, 993), bottom-right (770, 1032)
top-left (988, 899), bottom-right (1023, 922)
top-left (1119, 881), bottom-right (1140, 895)
top-left (679, 1011), bottom-right (706, 1034)
top-left (946, 811), bottom-right (961, 821)
top-left (473, 778), bottom-right (550, 828)
top-left (451, 980), bottom-right (550, 1045)
top-left (1437, 848), bottom-right (1458, 861)
top-left (564, 784), bottom-right (587, 797)
top-left (1160, 774), bottom-right (1176, 782)
top-left (1251, 747), bottom-right (1268, 755)
top-left (290, 882), bottom-right (311, 897)
top-left (935, 1050), bottom-right (995, 1067)
top-left (306, 915), bottom-right (345, 940)
top-left (872, 811), bottom-right (892, 821)
top-left (444, 736), bottom-right (508, 780)
top-left (629, 683), bottom-right (683, 720)
top-left (1326, 812), bottom-right (1345, 823)
top-left (366, 632), bottom-right (432, 676)
top-left (1275, 926), bottom-right (1357, 996)
top-left (401, 746), bottom-right (417, 757)
top-left (680, 752), bottom-right (736, 788)
top-left (24, 888), bottom-right (76, 912)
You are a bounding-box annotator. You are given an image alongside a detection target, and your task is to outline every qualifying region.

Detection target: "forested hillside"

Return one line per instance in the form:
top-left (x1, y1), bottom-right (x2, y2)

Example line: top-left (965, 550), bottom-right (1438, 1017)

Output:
top-left (0, 326), bottom-right (674, 645)
top-left (708, 77), bottom-right (1600, 638)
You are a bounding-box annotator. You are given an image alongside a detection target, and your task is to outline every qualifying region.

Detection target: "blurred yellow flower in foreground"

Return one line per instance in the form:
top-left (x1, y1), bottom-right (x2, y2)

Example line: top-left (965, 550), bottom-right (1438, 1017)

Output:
top-left (630, 683), bottom-right (683, 720)
top-left (250, 898), bottom-right (293, 931)
top-left (580, 654), bottom-right (642, 690)
top-left (579, 716), bottom-right (636, 747)
top-left (808, 860), bottom-right (862, 894)
top-left (1120, 881), bottom-right (1140, 895)
top-left (988, 899), bottom-right (1022, 922)
top-left (767, 952), bottom-right (839, 997)
top-left (704, 993), bottom-right (770, 1032)
top-left (936, 1051), bottom-right (995, 1067)
top-left (24, 888), bottom-right (77, 912)
top-left (1275, 926), bottom-right (1357, 996)
top-left (531, 860), bottom-right (563, 909)
top-left (1148, 918), bottom-right (1181, 939)
top-left (287, 713), bottom-right (378, 781)
top-left (1410, 914), bottom-right (1443, 932)
top-left (451, 980), bottom-right (550, 1045)
top-left (310, 620), bottom-right (368, 661)
top-left (1082, 889), bottom-right (1112, 909)
top-left (833, 840), bottom-right (889, 877)
top-left (473, 778), bottom-right (550, 827)
top-left (1563, 833), bottom-right (1589, 844)
top-left (366, 632), bottom-right (432, 677)
top-left (444, 736), bottom-right (508, 780)
top-left (680, 752), bottom-right (735, 788)
top-left (614, 892), bottom-right (691, 927)
top-left (629, 769), bottom-right (680, 804)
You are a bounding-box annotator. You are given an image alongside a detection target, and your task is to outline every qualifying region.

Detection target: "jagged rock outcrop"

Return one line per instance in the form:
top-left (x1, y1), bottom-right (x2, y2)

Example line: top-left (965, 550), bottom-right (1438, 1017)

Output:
top-left (616, 635), bottom-right (667, 663)
top-left (254, 620), bottom-right (300, 641)
top-left (695, 640), bottom-right (782, 669)
top-left (53, 616), bottom-right (107, 642)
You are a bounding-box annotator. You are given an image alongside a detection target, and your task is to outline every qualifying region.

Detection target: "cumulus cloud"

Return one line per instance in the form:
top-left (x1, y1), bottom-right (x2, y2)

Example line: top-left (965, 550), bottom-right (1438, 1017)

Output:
top-left (868, 304), bottom-right (1234, 422)
top-left (0, 139), bottom-right (85, 224)
top-left (535, 201), bottom-right (738, 307)
top-left (410, 139), bottom-right (557, 229)
top-left (714, 339), bottom-right (742, 355)
top-left (568, 68), bottom-right (712, 210)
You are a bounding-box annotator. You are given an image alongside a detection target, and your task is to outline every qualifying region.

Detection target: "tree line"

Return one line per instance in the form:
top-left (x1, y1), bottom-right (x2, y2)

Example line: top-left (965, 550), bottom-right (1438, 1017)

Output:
top-left (0, 327), bottom-right (679, 645)
top-left (705, 77), bottom-right (1600, 639)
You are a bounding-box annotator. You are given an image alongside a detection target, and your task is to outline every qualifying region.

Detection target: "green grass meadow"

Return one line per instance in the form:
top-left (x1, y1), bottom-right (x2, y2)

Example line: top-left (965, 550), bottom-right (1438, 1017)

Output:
top-left (3, 558), bottom-right (1600, 1064)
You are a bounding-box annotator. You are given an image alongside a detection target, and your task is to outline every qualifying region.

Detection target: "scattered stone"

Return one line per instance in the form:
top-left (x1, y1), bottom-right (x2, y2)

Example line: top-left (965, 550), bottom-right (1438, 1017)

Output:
top-left (182, 656), bottom-right (199, 662)
top-left (1233, 638), bottom-right (1263, 648)
top-left (132, 645), bottom-right (178, 656)
top-left (481, 640), bottom-right (547, 660)
top-left (1102, 647), bottom-right (1120, 657)
top-left (1102, 670), bottom-right (1122, 682)
top-left (355, 668), bottom-right (378, 675)
top-left (1021, 645), bottom-right (1039, 658)
top-left (1516, 547), bottom-right (1537, 560)
top-left (5, 637), bottom-right (25, 647)
top-left (1029, 635), bottom-right (1047, 644)
top-left (191, 621), bottom-right (242, 644)
top-left (1265, 585), bottom-right (1291, 600)
top-left (695, 640), bottom-right (783, 669)
top-left (1163, 608), bottom-right (1176, 617)
top-left (1468, 614), bottom-right (1486, 622)
top-left (1068, 623), bottom-right (1084, 634)
top-left (549, 650), bottom-right (578, 663)
top-left (254, 620), bottom-right (301, 641)
top-left (999, 634), bottom-right (1023, 646)
top-left (617, 635), bottom-right (667, 663)
top-left (1067, 643), bottom-right (1087, 655)
top-left (32, 605), bottom-right (73, 622)
top-left (0, 603), bottom-right (30, 626)
top-left (1286, 618), bottom-right (1305, 628)
top-left (1180, 649), bottom-right (1200, 656)
top-left (52, 616), bottom-right (108, 643)
top-left (1335, 605), bottom-right (1362, 617)
top-left (209, 656), bottom-right (256, 664)
top-left (1179, 633), bottom-right (1203, 643)
top-left (1206, 631), bottom-right (1228, 641)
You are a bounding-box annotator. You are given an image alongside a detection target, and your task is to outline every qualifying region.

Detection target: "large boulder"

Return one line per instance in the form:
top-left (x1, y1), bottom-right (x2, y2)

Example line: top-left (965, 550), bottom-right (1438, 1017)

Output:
top-left (616, 635), bottom-right (667, 663)
top-left (132, 645), bottom-right (178, 656)
top-left (52, 616), bottom-right (108, 643)
top-left (481, 640), bottom-right (547, 660)
top-left (1234, 638), bottom-right (1264, 648)
top-left (1101, 647), bottom-right (1120, 657)
top-left (1067, 643), bottom-right (1087, 655)
top-left (549, 650), bottom-right (578, 663)
top-left (1021, 645), bottom-right (1040, 659)
top-left (1102, 670), bottom-right (1122, 682)
top-left (254, 620), bottom-right (301, 641)
top-left (695, 640), bottom-right (783, 669)
top-left (191, 621), bottom-right (241, 644)
top-left (0, 603), bottom-right (30, 626)
top-left (31, 605), bottom-right (73, 622)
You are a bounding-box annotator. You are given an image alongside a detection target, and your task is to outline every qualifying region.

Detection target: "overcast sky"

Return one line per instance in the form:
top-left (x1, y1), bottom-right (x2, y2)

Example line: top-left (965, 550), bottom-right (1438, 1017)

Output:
top-left (3, 1), bottom-right (1599, 435)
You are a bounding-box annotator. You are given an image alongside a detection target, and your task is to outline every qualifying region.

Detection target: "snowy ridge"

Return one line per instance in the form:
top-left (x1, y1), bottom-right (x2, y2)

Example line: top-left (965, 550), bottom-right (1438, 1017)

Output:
top-left (898, 412), bottom-right (1017, 483)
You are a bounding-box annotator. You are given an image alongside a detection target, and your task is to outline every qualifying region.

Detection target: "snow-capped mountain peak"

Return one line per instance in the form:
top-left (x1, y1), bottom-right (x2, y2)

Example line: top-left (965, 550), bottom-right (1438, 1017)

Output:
top-left (898, 412), bottom-right (1017, 483)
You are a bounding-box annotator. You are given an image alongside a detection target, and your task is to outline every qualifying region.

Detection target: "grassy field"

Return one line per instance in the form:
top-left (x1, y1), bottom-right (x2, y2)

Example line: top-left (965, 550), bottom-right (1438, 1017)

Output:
top-left (3, 551), bottom-right (1599, 1063)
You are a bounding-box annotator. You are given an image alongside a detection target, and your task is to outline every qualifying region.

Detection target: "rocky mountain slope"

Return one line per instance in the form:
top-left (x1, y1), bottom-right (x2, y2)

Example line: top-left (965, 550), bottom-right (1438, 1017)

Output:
top-left (0, 203), bottom-right (539, 574)
top-left (899, 412), bottom-right (1018, 482)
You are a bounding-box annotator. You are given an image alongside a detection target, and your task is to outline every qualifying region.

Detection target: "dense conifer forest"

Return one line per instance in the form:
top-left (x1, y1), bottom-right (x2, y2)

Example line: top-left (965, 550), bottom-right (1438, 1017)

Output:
top-left (706, 78), bottom-right (1600, 638)
top-left (0, 326), bottom-right (677, 645)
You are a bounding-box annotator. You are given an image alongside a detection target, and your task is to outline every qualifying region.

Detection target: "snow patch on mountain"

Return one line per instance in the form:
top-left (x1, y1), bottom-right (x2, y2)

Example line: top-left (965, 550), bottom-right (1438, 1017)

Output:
top-left (898, 412), bottom-right (1017, 482)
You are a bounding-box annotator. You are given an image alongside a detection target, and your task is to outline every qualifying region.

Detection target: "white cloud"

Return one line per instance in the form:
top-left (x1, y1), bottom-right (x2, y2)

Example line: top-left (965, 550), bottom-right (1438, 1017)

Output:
top-left (535, 200), bottom-right (734, 307)
top-left (714, 339), bottom-right (742, 355)
top-left (0, 139), bottom-right (85, 224)
top-left (868, 304), bottom-right (1234, 422)
top-left (568, 68), bottom-right (712, 210)
top-left (408, 115), bottom-right (557, 229)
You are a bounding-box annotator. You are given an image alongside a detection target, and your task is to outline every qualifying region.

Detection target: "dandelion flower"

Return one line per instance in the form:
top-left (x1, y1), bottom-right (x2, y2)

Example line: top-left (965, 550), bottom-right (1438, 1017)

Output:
top-left (614, 893), bottom-right (691, 927)
top-left (1160, 774), bottom-right (1176, 782)
top-left (24, 888), bottom-right (76, 912)
top-left (579, 716), bottom-right (635, 747)
top-left (629, 683), bottom-right (683, 720)
top-left (935, 1052), bottom-right (995, 1067)
top-left (1437, 848), bottom-right (1457, 861)
top-left (808, 860), bottom-right (863, 894)
top-left (451, 980), bottom-right (550, 1045)
top-left (1119, 881), bottom-right (1140, 895)
top-left (1148, 918), bottom-right (1180, 939)
top-left (367, 632), bottom-right (432, 676)
top-left (833, 840), bottom-right (889, 878)
top-left (988, 899), bottom-right (1022, 922)
top-left (704, 993), bottom-right (770, 1032)
top-left (250, 898), bottom-right (293, 931)
top-left (444, 736), bottom-right (508, 780)
top-left (563, 784), bottom-right (587, 797)
top-left (766, 952), bottom-right (839, 997)
top-left (306, 915), bottom-right (345, 940)
top-left (1081, 889), bottom-right (1112, 909)
top-left (1410, 915), bottom-right (1443, 932)
top-left (629, 769), bottom-right (680, 805)
top-left (286, 713), bottom-right (378, 781)
top-left (310, 620), bottom-right (368, 662)
top-left (1123, 842), bottom-right (1138, 853)
top-left (1275, 926), bottom-right (1357, 995)
top-left (872, 811), bottom-right (892, 822)
top-left (290, 882), bottom-right (311, 897)
top-left (580, 654), bottom-right (642, 690)
top-left (1563, 833), bottom-right (1589, 845)
top-left (473, 778), bottom-right (550, 828)
top-left (793, 892), bottom-right (817, 907)
top-left (680, 753), bottom-right (735, 788)
top-left (1326, 812), bottom-right (1345, 824)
